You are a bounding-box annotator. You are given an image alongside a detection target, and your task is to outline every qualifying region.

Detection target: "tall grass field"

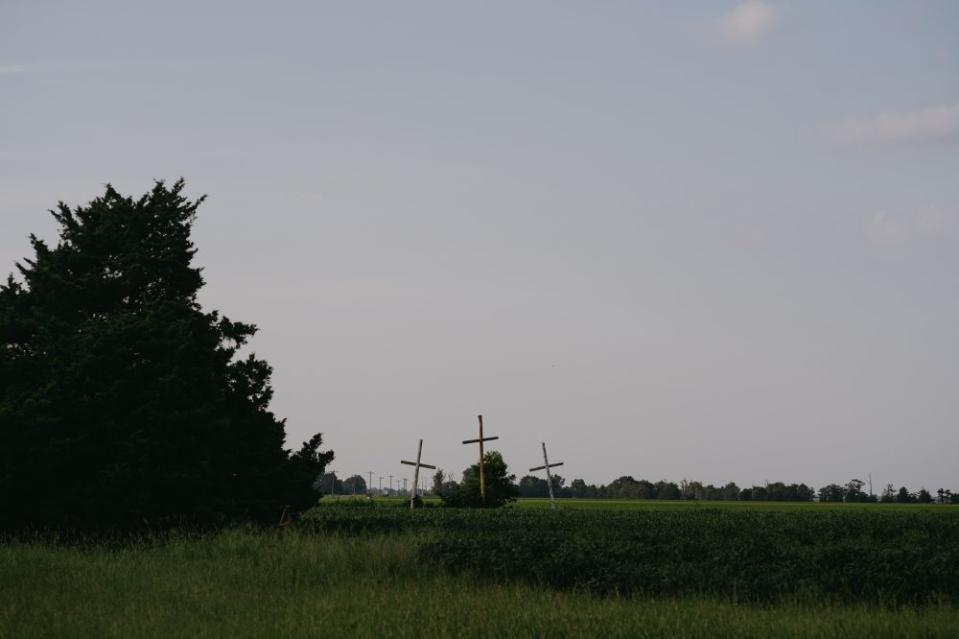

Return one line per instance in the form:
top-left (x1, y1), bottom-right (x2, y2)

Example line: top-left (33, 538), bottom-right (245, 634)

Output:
top-left (3, 502), bottom-right (958, 638)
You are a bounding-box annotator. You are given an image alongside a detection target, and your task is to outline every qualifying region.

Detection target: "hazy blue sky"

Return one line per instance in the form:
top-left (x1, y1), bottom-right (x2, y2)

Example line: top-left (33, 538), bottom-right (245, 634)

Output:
top-left (3, 1), bottom-right (957, 492)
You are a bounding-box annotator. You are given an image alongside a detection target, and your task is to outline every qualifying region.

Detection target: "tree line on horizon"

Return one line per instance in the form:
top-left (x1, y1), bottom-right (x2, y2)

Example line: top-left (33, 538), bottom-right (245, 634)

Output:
top-left (515, 475), bottom-right (957, 504)
top-left (326, 466), bottom-right (958, 505)
top-left (325, 470), bottom-right (958, 505)
top-left (327, 467), bottom-right (958, 505)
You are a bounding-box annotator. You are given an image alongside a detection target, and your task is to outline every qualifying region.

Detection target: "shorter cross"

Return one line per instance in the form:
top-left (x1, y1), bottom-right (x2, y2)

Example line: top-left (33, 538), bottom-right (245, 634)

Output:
top-left (529, 442), bottom-right (564, 510)
top-left (400, 439), bottom-right (436, 509)
top-left (462, 415), bottom-right (499, 504)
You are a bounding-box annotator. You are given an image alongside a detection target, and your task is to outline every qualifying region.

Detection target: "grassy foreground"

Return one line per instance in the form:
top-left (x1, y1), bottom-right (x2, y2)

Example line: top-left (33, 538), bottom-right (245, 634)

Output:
top-left (2, 529), bottom-right (957, 639)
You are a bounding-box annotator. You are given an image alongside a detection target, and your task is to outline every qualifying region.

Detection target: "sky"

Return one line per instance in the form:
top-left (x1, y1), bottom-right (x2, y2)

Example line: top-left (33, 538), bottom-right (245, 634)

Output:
top-left (2, 1), bottom-right (958, 493)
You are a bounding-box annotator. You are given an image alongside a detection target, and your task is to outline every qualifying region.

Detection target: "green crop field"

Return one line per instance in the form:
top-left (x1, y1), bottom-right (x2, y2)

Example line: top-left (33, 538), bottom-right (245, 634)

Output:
top-left (2, 528), bottom-right (958, 639)
top-left (3, 503), bottom-right (958, 638)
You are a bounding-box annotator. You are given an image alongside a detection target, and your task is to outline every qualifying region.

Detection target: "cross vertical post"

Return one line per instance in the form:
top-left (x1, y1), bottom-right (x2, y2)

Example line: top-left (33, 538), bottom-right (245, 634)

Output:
top-left (400, 439), bottom-right (436, 509)
top-left (478, 416), bottom-right (485, 503)
top-left (530, 442), bottom-right (565, 510)
top-left (462, 414), bottom-right (499, 505)
top-left (414, 440), bottom-right (421, 503)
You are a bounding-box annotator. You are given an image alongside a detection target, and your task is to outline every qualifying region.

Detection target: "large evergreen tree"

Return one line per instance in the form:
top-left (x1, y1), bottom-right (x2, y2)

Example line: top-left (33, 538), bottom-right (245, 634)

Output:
top-left (0, 180), bottom-right (332, 529)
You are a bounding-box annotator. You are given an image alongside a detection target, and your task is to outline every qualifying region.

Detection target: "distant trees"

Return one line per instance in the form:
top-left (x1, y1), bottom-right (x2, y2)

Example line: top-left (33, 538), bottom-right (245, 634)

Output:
top-left (655, 480), bottom-right (682, 500)
top-left (316, 473), bottom-right (343, 495)
top-left (722, 482), bottom-right (741, 500)
top-left (607, 476), bottom-right (658, 499)
top-left (564, 476), bottom-right (675, 499)
top-left (516, 473), bottom-right (953, 505)
top-left (569, 478), bottom-right (592, 498)
top-left (441, 451), bottom-right (519, 508)
top-left (517, 475), bottom-right (545, 498)
top-left (316, 473), bottom-right (367, 495)
top-left (0, 181), bottom-right (333, 529)
top-left (429, 467), bottom-right (951, 507)
top-left (807, 481), bottom-right (959, 505)
top-left (564, 477), bottom-right (816, 502)
top-left (342, 475), bottom-right (367, 495)
top-left (818, 484), bottom-right (846, 503)
top-left (880, 484), bottom-right (896, 503)
top-left (936, 488), bottom-right (957, 504)
top-left (753, 482), bottom-right (816, 502)
top-left (517, 474), bottom-right (569, 498)
top-left (843, 479), bottom-right (877, 503)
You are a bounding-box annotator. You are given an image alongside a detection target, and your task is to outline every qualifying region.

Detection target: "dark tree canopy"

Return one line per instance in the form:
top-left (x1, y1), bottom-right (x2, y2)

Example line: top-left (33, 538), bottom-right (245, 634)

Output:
top-left (0, 180), bottom-right (332, 529)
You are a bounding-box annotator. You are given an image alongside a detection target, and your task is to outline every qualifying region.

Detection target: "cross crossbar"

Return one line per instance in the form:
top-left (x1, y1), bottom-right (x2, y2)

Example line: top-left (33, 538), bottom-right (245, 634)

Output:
top-left (401, 460), bottom-right (436, 469)
top-left (529, 462), bottom-right (564, 471)
top-left (462, 436), bottom-right (499, 444)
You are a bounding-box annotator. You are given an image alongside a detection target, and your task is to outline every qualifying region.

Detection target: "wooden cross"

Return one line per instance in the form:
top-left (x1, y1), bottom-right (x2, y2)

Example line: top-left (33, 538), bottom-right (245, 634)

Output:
top-left (400, 439), bottom-right (436, 509)
top-left (462, 414), bottom-right (499, 504)
top-left (529, 442), bottom-right (564, 510)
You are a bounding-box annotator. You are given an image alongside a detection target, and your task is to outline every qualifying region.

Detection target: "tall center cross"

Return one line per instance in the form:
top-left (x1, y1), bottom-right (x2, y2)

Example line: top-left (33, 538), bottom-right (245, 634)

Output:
top-left (400, 439), bottom-right (435, 509)
top-left (462, 414), bottom-right (499, 504)
top-left (529, 442), bottom-right (564, 510)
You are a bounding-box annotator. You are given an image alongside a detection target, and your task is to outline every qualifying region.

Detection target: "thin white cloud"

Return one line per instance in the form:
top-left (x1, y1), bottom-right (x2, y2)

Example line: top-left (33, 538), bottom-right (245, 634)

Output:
top-left (829, 103), bottom-right (959, 145)
top-left (0, 64), bottom-right (30, 75)
top-left (866, 206), bottom-right (956, 250)
top-left (717, 1), bottom-right (776, 45)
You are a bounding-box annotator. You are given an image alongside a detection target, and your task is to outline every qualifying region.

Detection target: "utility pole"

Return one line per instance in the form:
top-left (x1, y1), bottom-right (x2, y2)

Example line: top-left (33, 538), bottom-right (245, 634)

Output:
top-left (368, 471), bottom-right (373, 496)
top-left (401, 439), bottom-right (436, 509)
top-left (388, 474), bottom-right (394, 496)
top-left (529, 442), bottom-right (565, 510)
top-left (329, 470), bottom-right (336, 497)
top-left (462, 414), bottom-right (499, 504)
top-left (378, 476), bottom-right (383, 495)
